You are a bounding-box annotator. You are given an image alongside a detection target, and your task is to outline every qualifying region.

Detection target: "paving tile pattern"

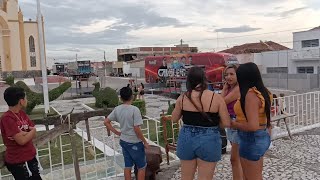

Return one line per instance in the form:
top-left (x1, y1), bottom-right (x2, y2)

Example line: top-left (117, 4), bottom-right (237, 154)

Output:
top-left (170, 132), bottom-right (320, 180)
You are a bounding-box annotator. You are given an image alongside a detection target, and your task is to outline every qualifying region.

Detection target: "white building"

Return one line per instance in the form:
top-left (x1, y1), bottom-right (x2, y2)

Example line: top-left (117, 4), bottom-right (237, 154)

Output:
top-left (257, 27), bottom-right (320, 74)
top-left (255, 50), bottom-right (292, 74)
top-left (126, 59), bottom-right (145, 78)
top-left (291, 27), bottom-right (320, 74)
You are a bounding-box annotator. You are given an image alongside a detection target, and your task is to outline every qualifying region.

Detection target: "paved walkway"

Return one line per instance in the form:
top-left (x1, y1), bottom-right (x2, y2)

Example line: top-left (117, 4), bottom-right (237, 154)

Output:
top-left (167, 128), bottom-right (320, 180)
top-left (110, 128), bottom-right (320, 179)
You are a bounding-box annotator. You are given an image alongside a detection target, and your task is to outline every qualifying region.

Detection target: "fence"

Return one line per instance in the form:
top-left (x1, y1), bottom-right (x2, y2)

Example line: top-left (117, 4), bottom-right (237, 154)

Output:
top-left (271, 91), bottom-right (320, 138)
top-left (0, 125), bottom-right (120, 180)
top-left (139, 91), bottom-right (320, 165)
top-left (1, 91), bottom-right (320, 179)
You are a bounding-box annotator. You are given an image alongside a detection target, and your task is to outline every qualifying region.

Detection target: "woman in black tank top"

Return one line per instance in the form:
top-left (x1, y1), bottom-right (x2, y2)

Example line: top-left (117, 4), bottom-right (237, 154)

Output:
top-left (181, 93), bottom-right (220, 127)
top-left (171, 67), bottom-right (231, 180)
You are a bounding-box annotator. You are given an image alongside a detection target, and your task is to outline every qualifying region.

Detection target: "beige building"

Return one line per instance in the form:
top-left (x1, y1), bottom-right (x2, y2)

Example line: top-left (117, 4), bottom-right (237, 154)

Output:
top-left (112, 61), bottom-right (125, 74)
top-left (0, 0), bottom-right (44, 79)
top-left (117, 45), bottom-right (198, 62)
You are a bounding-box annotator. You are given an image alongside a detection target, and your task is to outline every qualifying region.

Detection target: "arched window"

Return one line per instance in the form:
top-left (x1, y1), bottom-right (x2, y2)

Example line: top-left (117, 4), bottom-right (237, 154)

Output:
top-left (29, 36), bottom-right (36, 67)
top-left (29, 36), bottom-right (35, 52)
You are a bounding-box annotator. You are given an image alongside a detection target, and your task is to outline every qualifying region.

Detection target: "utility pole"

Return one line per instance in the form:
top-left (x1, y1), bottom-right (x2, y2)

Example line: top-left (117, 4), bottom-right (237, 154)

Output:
top-left (104, 51), bottom-right (107, 77)
top-left (216, 32), bottom-right (219, 51)
top-left (180, 39), bottom-right (183, 53)
top-left (37, 0), bottom-right (49, 113)
top-left (287, 50), bottom-right (289, 89)
top-left (75, 53), bottom-right (79, 94)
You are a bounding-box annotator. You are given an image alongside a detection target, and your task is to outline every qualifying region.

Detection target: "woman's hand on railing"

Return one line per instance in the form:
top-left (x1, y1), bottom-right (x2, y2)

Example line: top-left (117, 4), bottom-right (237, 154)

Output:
top-left (114, 131), bottom-right (121, 136)
top-left (161, 115), bottom-right (172, 121)
top-left (144, 141), bottom-right (150, 149)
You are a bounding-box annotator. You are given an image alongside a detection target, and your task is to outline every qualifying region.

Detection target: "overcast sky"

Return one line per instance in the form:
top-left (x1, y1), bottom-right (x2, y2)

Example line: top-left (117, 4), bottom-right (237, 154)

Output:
top-left (19, 0), bottom-right (320, 66)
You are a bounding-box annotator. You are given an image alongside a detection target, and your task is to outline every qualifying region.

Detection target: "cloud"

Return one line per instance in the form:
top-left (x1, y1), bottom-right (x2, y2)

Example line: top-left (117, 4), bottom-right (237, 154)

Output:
top-left (50, 47), bottom-right (81, 52)
top-left (19, 0), bottom-right (184, 46)
top-left (71, 18), bottom-right (121, 34)
top-left (215, 25), bottom-right (261, 33)
top-left (126, 25), bottom-right (216, 44)
top-left (279, 7), bottom-right (308, 17)
top-left (307, 0), bottom-right (320, 10)
top-left (263, 7), bottom-right (308, 17)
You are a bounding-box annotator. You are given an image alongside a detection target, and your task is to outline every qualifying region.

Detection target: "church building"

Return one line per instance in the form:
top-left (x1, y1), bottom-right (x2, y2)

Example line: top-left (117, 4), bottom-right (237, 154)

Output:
top-left (0, 0), bottom-right (45, 78)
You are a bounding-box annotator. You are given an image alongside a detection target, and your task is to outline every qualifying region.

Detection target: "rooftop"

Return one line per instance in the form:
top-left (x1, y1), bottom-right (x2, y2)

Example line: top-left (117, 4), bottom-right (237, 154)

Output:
top-left (219, 41), bottom-right (290, 54)
top-left (310, 26), bottom-right (320, 31)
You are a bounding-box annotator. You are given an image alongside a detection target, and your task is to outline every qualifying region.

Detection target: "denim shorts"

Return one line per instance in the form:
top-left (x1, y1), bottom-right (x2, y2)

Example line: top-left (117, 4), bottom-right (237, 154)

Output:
top-left (119, 140), bottom-right (147, 169)
top-left (238, 129), bottom-right (271, 161)
top-left (176, 125), bottom-right (221, 162)
top-left (226, 115), bottom-right (240, 144)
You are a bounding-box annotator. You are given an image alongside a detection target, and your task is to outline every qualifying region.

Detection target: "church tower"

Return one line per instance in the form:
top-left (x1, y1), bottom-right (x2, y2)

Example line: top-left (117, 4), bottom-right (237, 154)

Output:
top-left (0, 0), bottom-right (43, 78)
top-left (6, 0), bottom-right (18, 20)
top-left (0, 0), bottom-right (8, 12)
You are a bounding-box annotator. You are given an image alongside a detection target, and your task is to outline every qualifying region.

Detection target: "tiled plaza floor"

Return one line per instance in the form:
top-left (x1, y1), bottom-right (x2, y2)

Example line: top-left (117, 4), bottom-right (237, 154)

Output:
top-left (168, 130), bottom-right (320, 180)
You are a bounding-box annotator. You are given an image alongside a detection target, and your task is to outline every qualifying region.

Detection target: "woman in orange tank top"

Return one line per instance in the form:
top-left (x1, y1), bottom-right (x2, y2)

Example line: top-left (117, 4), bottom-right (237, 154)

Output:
top-left (231, 62), bottom-right (272, 180)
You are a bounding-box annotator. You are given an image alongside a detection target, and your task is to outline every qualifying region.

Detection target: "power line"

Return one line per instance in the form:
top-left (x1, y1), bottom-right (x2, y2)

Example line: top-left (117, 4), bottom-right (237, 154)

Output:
top-left (186, 39), bottom-right (320, 51)
top-left (187, 26), bottom-right (316, 42)
top-left (127, 26), bottom-right (317, 47)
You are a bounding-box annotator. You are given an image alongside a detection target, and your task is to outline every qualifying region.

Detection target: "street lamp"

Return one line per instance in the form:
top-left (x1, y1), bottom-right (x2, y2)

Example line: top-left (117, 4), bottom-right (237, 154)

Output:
top-left (37, 0), bottom-right (50, 113)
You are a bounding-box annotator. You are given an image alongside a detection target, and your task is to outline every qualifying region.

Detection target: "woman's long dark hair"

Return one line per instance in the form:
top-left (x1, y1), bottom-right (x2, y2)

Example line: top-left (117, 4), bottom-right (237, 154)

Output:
top-left (185, 67), bottom-right (208, 114)
top-left (236, 62), bottom-right (271, 127)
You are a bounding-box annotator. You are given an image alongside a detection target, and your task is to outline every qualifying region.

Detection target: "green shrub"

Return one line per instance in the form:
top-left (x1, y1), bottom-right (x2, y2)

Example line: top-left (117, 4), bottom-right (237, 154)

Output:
top-left (14, 81), bottom-right (71, 114)
top-left (167, 103), bottom-right (175, 115)
top-left (132, 100), bottom-right (146, 116)
top-left (5, 75), bottom-right (14, 86)
top-left (94, 85), bottom-right (119, 108)
top-left (49, 82), bottom-right (72, 101)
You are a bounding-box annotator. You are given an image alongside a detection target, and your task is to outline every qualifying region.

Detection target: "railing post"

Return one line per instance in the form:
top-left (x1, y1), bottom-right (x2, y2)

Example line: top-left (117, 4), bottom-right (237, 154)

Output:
top-left (85, 118), bottom-right (91, 141)
top-left (147, 119), bottom-right (150, 140)
top-left (70, 125), bottom-right (81, 180)
top-left (155, 121), bottom-right (159, 145)
top-left (44, 113), bottom-right (49, 131)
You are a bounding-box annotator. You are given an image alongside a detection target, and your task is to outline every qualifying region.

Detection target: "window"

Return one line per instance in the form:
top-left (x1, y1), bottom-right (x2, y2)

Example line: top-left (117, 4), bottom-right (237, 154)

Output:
top-left (0, 56), bottom-right (2, 72)
top-left (30, 56), bottom-right (36, 67)
top-left (301, 39), bottom-right (319, 48)
top-left (29, 36), bottom-right (36, 67)
top-left (29, 36), bottom-right (35, 52)
top-left (297, 66), bottom-right (314, 74)
top-left (266, 67), bottom-right (288, 73)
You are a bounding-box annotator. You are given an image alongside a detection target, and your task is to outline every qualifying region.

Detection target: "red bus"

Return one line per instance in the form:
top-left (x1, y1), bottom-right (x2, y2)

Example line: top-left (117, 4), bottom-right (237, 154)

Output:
top-left (145, 52), bottom-right (238, 89)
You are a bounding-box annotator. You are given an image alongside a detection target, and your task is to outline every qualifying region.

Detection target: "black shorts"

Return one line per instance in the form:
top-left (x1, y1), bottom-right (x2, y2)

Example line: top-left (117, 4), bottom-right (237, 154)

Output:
top-left (5, 157), bottom-right (42, 180)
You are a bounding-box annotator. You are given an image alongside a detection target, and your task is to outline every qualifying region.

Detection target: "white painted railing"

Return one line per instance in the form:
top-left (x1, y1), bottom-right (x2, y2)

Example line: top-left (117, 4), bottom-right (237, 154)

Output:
top-left (140, 91), bottom-right (320, 165)
top-left (0, 126), bottom-right (120, 180)
top-left (271, 91), bottom-right (320, 138)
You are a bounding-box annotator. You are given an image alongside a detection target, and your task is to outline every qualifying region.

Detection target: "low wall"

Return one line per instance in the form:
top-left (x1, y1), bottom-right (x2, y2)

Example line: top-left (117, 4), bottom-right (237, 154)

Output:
top-left (2, 70), bottom-right (42, 78)
top-left (262, 73), bottom-right (320, 92)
